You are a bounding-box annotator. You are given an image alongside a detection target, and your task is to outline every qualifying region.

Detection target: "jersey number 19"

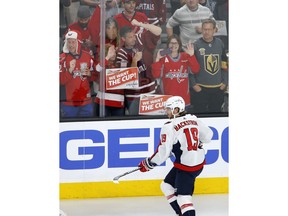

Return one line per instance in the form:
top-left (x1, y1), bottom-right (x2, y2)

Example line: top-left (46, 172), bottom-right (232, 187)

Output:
top-left (183, 128), bottom-right (199, 151)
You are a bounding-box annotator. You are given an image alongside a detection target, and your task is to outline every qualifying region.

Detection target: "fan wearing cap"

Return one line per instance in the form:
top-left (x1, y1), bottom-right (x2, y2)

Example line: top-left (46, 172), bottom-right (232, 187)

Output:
top-left (66, 5), bottom-right (94, 56)
top-left (59, 30), bottom-right (96, 118)
top-left (138, 95), bottom-right (213, 216)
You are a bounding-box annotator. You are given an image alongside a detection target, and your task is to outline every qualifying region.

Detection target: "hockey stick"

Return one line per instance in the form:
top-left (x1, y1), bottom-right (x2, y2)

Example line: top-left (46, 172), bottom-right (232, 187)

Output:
top-left (112, 167), bottom-right (141, 184)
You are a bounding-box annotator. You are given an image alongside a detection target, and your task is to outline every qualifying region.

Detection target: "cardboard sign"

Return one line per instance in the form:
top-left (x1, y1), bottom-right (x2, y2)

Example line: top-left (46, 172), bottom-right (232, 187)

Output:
top-left (139, 94), bottom-right (172, 115)
top-left (106, 67), bottom-right (139, 90)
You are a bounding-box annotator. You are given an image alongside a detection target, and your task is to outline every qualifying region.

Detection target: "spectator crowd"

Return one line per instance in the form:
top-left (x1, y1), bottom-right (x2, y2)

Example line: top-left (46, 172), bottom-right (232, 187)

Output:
top-left (59, 0), bottom-right (229, 118)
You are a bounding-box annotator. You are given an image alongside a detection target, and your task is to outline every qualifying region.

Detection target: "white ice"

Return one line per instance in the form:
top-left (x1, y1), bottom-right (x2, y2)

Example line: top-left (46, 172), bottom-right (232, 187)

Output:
top-left (60, 193), bottom-right (228, 216)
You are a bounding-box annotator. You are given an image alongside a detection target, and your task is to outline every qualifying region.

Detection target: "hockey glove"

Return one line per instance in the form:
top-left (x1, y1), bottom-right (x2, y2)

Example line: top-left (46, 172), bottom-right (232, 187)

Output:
top-left (138, 157), bottom-right (156, 172)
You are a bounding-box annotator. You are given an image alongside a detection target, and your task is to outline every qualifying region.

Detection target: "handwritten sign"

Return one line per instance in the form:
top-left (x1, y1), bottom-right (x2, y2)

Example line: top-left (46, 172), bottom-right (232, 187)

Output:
top-left (106, 67), bottom-right (139, 90)
top-left (139, 94), bottom-right (172, 115)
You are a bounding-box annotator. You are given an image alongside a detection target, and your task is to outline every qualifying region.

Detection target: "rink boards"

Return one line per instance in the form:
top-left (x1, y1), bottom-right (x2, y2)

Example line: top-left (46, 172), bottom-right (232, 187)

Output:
top-left (60, 117), bottom-right (228, 199)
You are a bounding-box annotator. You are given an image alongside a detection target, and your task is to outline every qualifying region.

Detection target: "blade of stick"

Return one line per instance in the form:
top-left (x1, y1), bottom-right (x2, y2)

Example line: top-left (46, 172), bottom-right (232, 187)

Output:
top-left (113, 179), bottom-right (119, 184)
top-left (113, 176), bottom-right (120, 184)
top-left (112, 167), bottom-right (140, 184)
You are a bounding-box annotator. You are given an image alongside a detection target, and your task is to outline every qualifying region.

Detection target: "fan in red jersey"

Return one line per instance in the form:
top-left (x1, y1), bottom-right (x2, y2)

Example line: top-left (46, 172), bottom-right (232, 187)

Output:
top-left (59, 30), bottom-right (96, 118)
top-left (135, 0), bottom-right (167, 26)
top-left (152, 34), bottom-right (200, 111)
top-left (115, 0), bottom-right (148, 35)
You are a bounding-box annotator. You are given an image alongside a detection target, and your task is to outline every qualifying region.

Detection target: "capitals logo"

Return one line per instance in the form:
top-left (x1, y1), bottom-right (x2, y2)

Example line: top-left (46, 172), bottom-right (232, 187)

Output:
top-left (71, 70), bottom-right (86, 81)
top-left (164, 65), bottom-right (188, 83)
top-left (165, 69), bottom-right (188, 83)
top-left (204, 54), bottom-right (220, 75)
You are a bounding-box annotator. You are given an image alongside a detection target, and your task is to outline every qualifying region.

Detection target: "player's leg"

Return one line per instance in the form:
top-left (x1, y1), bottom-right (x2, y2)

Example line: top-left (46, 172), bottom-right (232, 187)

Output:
top-left (177, 194), bottom-right (195, 216)
top-left (176, 168), bottom-right (203, 216)
top-left (161, 181), bottom-right (182, 215)
top-left (161, 167), bottom-right (182, 215)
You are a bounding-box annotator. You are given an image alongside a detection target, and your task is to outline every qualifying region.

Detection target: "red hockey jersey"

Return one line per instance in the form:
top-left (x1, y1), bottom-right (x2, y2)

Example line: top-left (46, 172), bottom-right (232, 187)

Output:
top-left (151, 53), bottom-right (200, 105)
top-left (114, 11), bottom-right (148, 35)
top-left (135, 0), bottom-right (167, 25)
top-left (59, 49), bottom-right (95, 106)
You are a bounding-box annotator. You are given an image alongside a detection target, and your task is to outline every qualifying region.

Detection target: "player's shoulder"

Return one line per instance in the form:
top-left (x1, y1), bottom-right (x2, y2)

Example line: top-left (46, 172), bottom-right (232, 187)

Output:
top-left (164, 120), bottom-right (172, 125)
top-left (162, 120), bottom-right (174, 132)
top-left (184, 114), bottom-right (198, 120)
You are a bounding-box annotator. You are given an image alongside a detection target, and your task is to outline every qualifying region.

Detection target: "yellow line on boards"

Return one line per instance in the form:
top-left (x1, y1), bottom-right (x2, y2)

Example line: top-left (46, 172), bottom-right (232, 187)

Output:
top-left (60, 177), bottom-right (228, 199)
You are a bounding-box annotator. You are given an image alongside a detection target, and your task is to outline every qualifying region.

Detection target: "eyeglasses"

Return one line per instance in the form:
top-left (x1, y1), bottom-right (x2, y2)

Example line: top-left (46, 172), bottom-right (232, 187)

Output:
top-left (169, 42), bottom-right (179, 45)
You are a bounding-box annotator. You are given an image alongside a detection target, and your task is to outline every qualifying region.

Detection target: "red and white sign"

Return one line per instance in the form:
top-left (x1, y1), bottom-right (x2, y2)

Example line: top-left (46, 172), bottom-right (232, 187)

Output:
top-left (106, 67), bottom-right (139, 90)
top-left (139, 94), bottom-right (172, 115)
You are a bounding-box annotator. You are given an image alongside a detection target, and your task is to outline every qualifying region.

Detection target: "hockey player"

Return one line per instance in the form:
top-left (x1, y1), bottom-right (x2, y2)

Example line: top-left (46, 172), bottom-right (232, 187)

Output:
top-left (138, 96), bottom-right (213, 216)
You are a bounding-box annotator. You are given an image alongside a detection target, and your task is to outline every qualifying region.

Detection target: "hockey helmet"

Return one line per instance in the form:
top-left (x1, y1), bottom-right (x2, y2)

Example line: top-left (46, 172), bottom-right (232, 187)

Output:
top-left (164, 96), bottom-right (185, 113)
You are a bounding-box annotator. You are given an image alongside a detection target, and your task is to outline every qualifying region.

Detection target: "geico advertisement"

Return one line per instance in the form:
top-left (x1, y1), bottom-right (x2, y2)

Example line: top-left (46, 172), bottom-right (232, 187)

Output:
top-left (60, 117), bottom-right (228, 183)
